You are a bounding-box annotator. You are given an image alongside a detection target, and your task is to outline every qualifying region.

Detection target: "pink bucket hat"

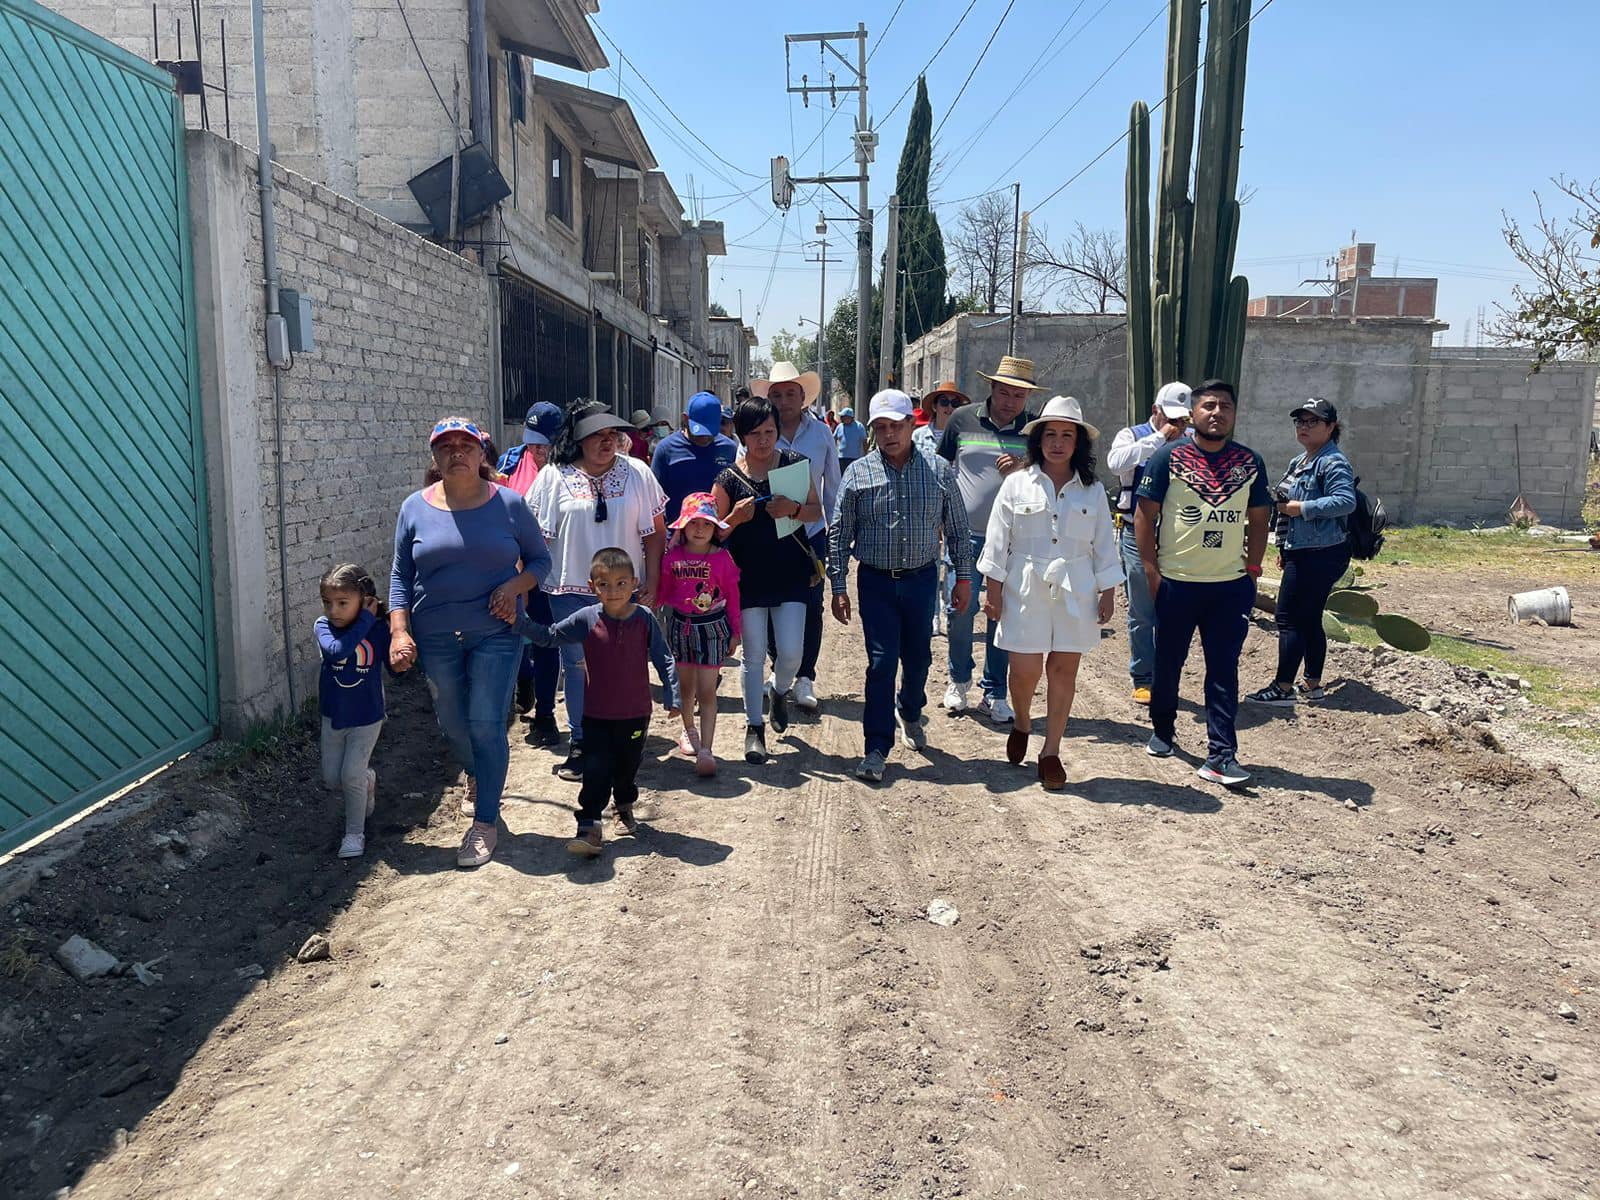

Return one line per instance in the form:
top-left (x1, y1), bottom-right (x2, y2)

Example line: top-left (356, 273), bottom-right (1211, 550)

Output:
top-left (670, 491), bottom-right (731, 532)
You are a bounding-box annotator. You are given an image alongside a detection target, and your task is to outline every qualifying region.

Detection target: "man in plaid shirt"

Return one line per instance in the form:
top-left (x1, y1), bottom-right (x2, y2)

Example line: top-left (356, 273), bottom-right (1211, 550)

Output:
top-left (829, 390), bottom-right (974, 783)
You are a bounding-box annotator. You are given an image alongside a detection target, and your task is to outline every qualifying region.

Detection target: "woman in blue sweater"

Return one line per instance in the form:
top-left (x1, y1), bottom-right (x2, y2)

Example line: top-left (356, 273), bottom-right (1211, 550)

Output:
top-left (1247, 398), bottom-right (1358, 709)
top-left (390, 417), bottom-right (553, 868)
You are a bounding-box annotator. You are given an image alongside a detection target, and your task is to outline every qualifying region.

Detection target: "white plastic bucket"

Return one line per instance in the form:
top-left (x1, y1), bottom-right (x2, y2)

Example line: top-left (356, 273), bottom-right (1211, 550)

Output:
top-left (1508, 586), bottom-right (1572, 625)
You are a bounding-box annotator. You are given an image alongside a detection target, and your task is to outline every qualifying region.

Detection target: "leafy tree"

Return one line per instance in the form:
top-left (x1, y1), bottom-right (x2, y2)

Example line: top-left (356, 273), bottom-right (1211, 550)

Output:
top-left (764, 327), bottom-right (818, 372)
top-left (709, 300), bottom-right (730, 317)
top-left (824, 291), bottom-right (884, 406)
top-left (1491, 176), bottom-right (1600, 370)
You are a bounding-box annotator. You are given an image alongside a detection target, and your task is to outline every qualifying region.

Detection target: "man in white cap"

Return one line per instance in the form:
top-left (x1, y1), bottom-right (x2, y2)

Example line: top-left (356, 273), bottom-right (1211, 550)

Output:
top-left (1105, 381), bottom-right (1192, 704)
top-left (752, 361), bottom-right (842, 714)
top-left (829, 389), bottom-right (973, 783)
top-left (935, 354), bottom-right (1043, 725)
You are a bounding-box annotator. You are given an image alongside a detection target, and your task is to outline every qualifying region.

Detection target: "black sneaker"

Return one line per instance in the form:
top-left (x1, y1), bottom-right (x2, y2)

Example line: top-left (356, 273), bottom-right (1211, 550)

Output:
top-left (528, 714), bottom-right (560, 747)
top-left (744, 724), bottom-right (768, 764)
top-left (1245, 683), bottom-right (1297, 707)
top-left (769, 688), bottom-right (790, 734)
top-left (554, 748), bottom-right (584, 781)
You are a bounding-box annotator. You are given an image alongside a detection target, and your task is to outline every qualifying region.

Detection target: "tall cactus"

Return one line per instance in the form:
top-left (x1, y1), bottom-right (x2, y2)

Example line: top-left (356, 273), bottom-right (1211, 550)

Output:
top-left (1125, 0), bottom-right (1252, 428)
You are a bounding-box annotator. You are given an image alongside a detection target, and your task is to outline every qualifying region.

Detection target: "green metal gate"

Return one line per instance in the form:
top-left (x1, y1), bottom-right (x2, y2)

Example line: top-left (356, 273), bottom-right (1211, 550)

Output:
top-left (0, 0), bottom-right (217, 853)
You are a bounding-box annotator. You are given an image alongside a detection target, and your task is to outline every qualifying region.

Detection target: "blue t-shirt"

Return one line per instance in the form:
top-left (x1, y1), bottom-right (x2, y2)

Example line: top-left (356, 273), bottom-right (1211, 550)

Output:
top-left (390, 484), bottom-right (553, 637)
top-left (316, 609), bottom-right (390, 729)
top-left (835, 420), bottom-right (867, 459)
top-left (651, 430), bottom-right (739, 523)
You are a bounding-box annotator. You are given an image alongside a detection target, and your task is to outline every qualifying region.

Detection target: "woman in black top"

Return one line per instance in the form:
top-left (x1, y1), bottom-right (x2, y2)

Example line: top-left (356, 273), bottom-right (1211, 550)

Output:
top-left (713, 398), bottom-right (823, 762)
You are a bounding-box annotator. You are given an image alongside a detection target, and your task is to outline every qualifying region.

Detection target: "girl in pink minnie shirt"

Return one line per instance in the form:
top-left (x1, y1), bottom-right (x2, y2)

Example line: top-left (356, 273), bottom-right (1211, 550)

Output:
top-left (658, 491), bottom-right (742, 776)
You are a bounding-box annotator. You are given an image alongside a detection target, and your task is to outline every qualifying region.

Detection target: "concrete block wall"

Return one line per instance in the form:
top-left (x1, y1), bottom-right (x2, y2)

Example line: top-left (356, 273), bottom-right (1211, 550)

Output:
top-left (1415, 349), bottom-right (1596, 526)
top-left (50, 0), bottom-right (467, 227)
top-left (187, 130), bottom-right (491, 732)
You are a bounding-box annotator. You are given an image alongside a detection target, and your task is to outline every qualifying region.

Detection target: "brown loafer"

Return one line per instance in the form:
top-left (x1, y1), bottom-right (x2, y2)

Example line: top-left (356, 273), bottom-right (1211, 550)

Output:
top-left (1006, 725), bottom-right (1028, 766)
top-left (1038, 754), bottom-right (1067, 791)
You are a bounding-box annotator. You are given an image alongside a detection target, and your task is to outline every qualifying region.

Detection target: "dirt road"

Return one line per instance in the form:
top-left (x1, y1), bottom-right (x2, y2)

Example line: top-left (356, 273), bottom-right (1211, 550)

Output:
top-left (3, 585), bottom-right (1598, 1199)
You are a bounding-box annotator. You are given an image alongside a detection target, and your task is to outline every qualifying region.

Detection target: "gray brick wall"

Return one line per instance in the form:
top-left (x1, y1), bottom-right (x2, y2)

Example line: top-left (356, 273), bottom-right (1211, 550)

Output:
top-left (189, 131), bottom-right (490, 728)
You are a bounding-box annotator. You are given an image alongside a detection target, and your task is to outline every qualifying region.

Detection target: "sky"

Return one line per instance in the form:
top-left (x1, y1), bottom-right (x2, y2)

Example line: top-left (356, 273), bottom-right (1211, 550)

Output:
top-left (545, 0), bottom-right (1596, 359)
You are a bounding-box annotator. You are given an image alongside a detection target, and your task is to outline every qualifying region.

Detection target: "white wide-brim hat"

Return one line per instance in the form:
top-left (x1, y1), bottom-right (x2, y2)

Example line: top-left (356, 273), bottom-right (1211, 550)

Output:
top-left (752, 360), bottom-right (822, 405)
top-left (1021, 394), bottom-right (1099, 442)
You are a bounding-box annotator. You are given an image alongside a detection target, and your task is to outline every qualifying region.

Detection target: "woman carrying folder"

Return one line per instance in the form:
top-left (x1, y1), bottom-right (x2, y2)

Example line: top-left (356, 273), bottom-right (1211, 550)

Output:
top-left (713, 397), bottom-right (824, 764)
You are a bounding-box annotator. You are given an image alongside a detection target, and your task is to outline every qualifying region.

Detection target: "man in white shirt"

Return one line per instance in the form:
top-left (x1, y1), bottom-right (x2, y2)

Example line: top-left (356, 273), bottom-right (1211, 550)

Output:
top-left (753, 361), bottom-right (842, 713)
top-left (1104, 381), bottom-right (1192, 704)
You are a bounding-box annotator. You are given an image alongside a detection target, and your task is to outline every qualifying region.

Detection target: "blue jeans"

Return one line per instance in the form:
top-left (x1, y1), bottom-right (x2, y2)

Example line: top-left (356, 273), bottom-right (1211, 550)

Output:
top-left (1150, 575), bottom-right (1254, 762)
top-left (519, 589), bottom-right (560, 719)
top-left (1119, 522), bottom-right (1156, 687)
top-left (548, 591), bottom-right (595, 745)
top-left (945, 534), bottom-right (1007, 698)
top-left (415, 626), bottom-right (523, 824)
top-left (856, 562), bottom-right (938, 756)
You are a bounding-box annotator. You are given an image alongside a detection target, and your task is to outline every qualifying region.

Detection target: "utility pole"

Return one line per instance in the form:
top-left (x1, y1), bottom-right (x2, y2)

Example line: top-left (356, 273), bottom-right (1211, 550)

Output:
top-left (1010, 207), bottom-right (1031, 356)
top-left (1007, 181), bottom-right (1021, 354)
top-left (805, 215), bottom-right (841, 401)
top-left (774, 25), bottom-right (876, 410)
top-left (878, 195), bottom-right (899, 389)
top-left (852, 24), bottom-right (872, 409)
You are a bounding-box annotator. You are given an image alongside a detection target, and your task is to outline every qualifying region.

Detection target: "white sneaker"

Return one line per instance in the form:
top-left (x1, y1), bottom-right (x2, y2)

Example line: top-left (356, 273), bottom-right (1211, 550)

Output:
top-left (943, 682), bottom-right (970, 712)
top-left (899, 714), bottom-right (928, 750)
top-left (338, 832), bottom-right (365, 859)
top-left (793, 678), bottom-right (820, 712)
top-left (459, 777), bottom-right (477, 817)
top-left (988, 697), bottom-right (1016, 725)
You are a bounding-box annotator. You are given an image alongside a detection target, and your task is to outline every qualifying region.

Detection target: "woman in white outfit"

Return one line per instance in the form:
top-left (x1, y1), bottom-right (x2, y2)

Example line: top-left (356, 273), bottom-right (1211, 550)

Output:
top-left (978, 396), bottom-right (1123, 790)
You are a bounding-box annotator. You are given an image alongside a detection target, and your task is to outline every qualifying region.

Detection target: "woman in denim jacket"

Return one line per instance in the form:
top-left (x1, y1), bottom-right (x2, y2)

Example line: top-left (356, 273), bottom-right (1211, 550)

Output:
top-left (1246, 398), bottom-right (1356, 708)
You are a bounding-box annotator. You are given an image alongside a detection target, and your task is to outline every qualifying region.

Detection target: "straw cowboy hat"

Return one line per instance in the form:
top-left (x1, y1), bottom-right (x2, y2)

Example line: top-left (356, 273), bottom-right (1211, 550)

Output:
top-left (977, 355), bottom-right (1042, 391)
top-left (752, 360), bottom-right (822, 405)
top-left (1021, 395), bottom-right (1100, 442)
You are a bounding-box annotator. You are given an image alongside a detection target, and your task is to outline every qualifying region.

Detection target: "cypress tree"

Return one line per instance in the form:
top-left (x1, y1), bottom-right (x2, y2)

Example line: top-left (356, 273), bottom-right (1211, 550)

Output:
top-left (887, 76), bottom-right (950, 381)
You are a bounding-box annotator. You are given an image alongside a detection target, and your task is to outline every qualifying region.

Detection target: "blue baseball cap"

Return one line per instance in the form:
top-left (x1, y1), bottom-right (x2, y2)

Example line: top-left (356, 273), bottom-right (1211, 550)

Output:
top-left (686, 392), bottom-right (723, 438)
top-left (522, 401), bottom-right (564, 446)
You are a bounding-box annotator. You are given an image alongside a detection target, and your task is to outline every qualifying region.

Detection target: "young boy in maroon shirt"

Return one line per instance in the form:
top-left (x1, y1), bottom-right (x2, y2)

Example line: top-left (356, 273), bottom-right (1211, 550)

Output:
top-left (519, 547), bottom-right (681, 856)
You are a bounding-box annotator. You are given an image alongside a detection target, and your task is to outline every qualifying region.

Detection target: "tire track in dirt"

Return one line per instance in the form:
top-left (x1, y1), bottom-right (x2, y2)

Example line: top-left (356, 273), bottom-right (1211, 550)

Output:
top-left (1030, 650), bottom-right (1600, 1196)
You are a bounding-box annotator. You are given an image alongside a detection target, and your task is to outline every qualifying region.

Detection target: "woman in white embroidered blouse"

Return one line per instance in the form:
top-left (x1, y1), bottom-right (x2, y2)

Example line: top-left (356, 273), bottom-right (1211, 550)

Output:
top-left (526, 401), bottom-right (668, 778)
top-left (977, 396), bottom-right (1123, 791)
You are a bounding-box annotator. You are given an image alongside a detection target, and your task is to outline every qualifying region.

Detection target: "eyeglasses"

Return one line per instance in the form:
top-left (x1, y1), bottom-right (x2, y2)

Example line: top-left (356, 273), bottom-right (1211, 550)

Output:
top-left (1292, 415), bottom-right (1325, 427)
top-left (934, 398), bottom-right (957, 409)
top-left (593, 490), bottom-right (609, 524)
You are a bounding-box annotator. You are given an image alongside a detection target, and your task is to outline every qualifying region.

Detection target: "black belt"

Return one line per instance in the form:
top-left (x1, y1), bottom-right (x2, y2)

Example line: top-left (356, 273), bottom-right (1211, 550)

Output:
top-left (860, 561), bottom-right (937, 579)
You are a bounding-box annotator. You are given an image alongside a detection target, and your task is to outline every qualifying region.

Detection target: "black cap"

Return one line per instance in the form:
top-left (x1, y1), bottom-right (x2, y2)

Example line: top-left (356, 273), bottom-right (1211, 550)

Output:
top-left (1290, 397), bottom-right (1337, 423)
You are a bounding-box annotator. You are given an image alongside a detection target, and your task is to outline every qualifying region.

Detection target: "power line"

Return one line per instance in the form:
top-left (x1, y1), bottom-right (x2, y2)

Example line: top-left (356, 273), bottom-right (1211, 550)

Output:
top-left (394, 0), bottom-right (459, 141)
top-left (753, 208), bottom-right (792, 327)
top-left (593, 23), bottom-right (764, 179)
top-left (871, 0), bottom-right (909, 63)
top-left (930, 0), bottom-right (1021, 145)
top-left (815, 0), bottom-right (984, 178)
top-left (1030, 0), bottom-right (1284, 216)
top-left (983, 1), bottom-right (1166, 193)
top-left (937, 0), bottom-right (1111, 177)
